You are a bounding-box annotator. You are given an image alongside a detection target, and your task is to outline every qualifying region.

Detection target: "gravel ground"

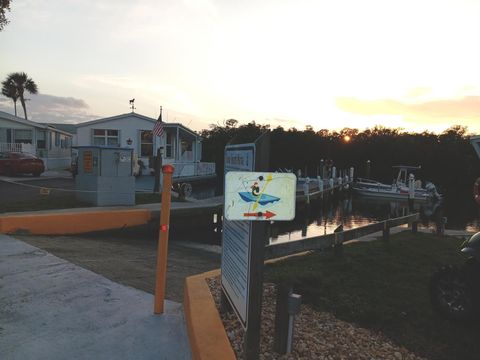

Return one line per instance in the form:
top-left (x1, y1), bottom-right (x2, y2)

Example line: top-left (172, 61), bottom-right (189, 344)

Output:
top-left (207, 277), bottom-right (427, 360)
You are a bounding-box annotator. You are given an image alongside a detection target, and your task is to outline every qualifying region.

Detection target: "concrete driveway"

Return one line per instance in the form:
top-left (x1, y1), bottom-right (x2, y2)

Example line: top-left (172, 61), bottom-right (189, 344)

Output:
top-left (0, 234), bottom-right (191, 360)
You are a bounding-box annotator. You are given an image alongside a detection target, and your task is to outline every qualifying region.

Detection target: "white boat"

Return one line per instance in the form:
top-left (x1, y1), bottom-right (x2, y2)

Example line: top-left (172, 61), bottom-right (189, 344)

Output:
top-left (353, 165), bottom-right (441, 201)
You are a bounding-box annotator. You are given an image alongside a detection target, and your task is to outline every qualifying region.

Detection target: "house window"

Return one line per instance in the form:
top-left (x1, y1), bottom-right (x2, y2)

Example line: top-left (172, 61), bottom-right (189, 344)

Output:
top-left (165, 133), bottom-right (174, 158)
top-left (140, 130), bottom-right (153, 157)
top-left (55, 132), bottom-right (60, 147)
top-left (37, 131), bottom-right (46, 149)
top-left (14, 129), bottom-right (33, 144)
top-left (93, 129), bottom-right (119, 146)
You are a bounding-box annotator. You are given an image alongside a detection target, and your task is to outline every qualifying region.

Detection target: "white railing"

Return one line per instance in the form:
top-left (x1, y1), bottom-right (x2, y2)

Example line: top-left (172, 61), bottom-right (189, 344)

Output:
top-left (0, 142), bottom-right (36, 154)
top-left (196, 162), bottom-right (215, 176)
top-left (171, 162), bottom-right (216, 178)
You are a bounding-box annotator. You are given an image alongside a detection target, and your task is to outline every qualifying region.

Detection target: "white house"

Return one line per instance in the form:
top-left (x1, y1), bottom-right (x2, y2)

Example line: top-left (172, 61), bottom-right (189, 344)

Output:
top-left (0, 110), bottom-right (73, 170)
top-left (75, 112), bottom-right (215, 179)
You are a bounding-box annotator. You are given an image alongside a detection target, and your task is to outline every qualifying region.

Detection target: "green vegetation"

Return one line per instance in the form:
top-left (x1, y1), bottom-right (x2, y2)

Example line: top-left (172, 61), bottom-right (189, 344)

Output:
top-left (201, 121), bottom-right (479, 196)
top-left (266, 231), bottom-right (479, 360)
top-left (0, 193), bottom-right (180, 213)
top-left (0, 0), bottom-right (10, 31)
top-left (0, 195), bottom-right (89, 213)
top-left (135, 192), bottom-right (185, 204)
top-left (1, 72), bottom-right (38, 119)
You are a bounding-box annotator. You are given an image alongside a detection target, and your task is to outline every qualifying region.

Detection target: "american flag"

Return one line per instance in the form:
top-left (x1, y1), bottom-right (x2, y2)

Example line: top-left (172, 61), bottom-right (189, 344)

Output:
top-left (153, 106), bottom-right (164, 137)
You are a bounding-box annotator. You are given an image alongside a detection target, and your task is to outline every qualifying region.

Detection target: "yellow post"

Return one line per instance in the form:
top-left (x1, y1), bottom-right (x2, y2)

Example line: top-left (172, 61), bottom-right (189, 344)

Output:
top-left (154, 164), bottom-right (175, 314)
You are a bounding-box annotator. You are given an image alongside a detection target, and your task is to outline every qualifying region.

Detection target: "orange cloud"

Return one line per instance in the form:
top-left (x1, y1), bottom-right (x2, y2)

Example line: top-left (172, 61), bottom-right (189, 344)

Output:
top-left (336, 96), bottom-right (480, 119)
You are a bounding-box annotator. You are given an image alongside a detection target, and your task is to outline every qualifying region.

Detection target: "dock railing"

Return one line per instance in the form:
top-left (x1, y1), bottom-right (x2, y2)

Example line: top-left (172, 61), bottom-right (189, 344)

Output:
top-left (265, 213), bottom-right (419, 260)
top-left (169, 162), bottom-right (216, 178)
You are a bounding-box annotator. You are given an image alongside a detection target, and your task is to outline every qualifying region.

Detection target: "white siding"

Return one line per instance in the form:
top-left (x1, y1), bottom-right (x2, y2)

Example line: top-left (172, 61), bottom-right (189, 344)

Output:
top-left (76, 115), bottom-right (165, 167)
top-left (78, 116), bottom-right (157, 145)
top-left (76, 115), bottom-right (204, 173)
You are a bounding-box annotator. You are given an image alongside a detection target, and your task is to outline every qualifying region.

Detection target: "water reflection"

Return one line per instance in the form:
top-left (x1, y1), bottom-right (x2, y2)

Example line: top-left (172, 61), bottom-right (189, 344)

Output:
top-left (268, 194), bottom-right (479, 245)
top-left (269, 196), bottom-right (376, 244)
top-left (190, 183), bottom-right (219, 199)
top-left (171, 190), bottom-right (479, 245)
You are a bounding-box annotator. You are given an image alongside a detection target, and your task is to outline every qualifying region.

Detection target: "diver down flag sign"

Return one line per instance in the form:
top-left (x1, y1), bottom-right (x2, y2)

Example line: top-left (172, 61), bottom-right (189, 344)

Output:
top-left (224, 171), bottom-right (296, 221)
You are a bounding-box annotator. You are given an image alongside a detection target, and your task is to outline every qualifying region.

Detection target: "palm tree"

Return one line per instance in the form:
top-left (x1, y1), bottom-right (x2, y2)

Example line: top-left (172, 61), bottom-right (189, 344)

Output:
top-left (1, 77), bottom-right (18, 116)
top-left (3, 72), bottom-right (38, 120)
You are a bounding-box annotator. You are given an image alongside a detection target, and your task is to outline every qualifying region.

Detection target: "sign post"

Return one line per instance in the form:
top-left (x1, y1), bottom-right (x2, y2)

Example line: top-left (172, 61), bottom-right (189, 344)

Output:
top-left (154, 164), bottom-right (174, 314)
top-left (222, 132), bottom-right (294, 360)
top-left (221, 143), bottom-right (256, 328)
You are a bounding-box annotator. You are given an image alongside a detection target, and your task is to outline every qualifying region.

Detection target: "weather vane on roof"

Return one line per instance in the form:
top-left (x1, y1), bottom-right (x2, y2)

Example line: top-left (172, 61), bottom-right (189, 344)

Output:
top-left (129, 98), bottom-right (135, 112)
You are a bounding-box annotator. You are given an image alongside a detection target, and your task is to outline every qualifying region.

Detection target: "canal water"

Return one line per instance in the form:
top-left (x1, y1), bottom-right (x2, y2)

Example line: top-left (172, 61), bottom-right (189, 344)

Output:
top-left (184, 184), bottom-right (479, 245)
top-left (269, 194), bottom-right (479, 245)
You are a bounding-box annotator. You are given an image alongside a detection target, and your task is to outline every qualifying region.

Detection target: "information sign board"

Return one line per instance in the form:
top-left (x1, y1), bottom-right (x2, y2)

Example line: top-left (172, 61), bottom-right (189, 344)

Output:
top-left (225, 172), bottom-right (296, 221)
top-left (221, 144), bottom-right (255, 328)
top-left (83, 150), bottom-right (93, 173)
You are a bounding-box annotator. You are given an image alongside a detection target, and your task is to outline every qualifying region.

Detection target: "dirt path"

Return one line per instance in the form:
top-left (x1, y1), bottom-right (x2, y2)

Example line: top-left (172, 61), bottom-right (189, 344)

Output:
top-left (18, 233), bottom-right (221, 303)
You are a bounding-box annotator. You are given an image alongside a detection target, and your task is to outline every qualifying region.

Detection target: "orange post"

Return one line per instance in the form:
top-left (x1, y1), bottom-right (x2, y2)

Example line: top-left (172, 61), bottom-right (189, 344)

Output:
top-left (154, 164), bottom-right (175, 314)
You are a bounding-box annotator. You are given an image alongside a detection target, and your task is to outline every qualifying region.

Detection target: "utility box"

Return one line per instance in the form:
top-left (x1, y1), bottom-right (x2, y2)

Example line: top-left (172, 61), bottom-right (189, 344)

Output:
top-left (74, 146), bottom-right (135, 206)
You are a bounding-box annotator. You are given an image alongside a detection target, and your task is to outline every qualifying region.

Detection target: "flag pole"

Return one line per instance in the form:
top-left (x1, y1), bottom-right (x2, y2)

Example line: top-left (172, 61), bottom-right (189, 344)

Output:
top-left (153, 105), bottom-right (163, 193)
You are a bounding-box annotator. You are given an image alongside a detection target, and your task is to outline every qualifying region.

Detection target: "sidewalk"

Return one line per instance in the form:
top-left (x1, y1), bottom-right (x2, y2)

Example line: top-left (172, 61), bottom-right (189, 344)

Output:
top-left (0, 234), bottom-right (191, 360)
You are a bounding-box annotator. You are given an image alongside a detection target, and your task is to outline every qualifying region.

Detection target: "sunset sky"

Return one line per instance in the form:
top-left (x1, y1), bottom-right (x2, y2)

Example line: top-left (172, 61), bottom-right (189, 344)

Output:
top-left (1, 0), bottom-right (479, 133)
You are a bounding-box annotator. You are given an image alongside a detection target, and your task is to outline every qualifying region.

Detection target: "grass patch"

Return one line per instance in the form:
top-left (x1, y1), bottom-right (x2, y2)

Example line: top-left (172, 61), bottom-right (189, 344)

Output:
top-left (266, 231), bottom-right (479, 360)
top-left (0, 192), bottom-right (182, 213)
top-left (0, 195), bottom-right (90, 213)
top-left (134, 192), bottom-right (184, 204)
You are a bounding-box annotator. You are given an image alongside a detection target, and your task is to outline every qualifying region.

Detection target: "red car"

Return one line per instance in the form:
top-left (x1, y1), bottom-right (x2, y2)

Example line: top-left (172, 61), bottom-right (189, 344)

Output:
top-left (0, 151), bottom-right (45, 177)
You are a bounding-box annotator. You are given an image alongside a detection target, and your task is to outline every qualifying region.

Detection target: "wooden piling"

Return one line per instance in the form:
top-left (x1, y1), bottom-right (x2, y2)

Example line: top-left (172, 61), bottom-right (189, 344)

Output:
top-left (273, 284), bottom-right (292, 354)
top-left (382, 221), bottom-right (390, 242)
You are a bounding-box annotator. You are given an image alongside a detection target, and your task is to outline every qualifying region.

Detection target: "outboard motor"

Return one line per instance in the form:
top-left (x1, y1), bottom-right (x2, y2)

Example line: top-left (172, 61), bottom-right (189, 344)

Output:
top-left (462, 231), bottom-right (480, 261)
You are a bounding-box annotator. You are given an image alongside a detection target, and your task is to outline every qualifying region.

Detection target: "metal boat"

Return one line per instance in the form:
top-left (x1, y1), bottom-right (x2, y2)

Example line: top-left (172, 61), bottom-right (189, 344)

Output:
top-left (353, 165), bottom-right (441, 201)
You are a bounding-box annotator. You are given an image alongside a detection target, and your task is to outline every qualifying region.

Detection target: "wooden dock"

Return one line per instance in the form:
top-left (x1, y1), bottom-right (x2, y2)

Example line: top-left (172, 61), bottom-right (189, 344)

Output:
top-left (264, 213), bottom-right (420, 259)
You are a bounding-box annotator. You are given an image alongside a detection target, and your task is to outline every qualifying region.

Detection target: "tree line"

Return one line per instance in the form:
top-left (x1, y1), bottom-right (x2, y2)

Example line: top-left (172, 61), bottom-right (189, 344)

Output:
top-left (200, 120), bottom-right (480, 196)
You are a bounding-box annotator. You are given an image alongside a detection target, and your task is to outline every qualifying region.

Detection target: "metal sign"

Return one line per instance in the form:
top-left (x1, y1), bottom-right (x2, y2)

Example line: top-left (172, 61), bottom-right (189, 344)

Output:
top-left (225, 172), bottom-right (296, 221)
top-left (221, 144), bottom-right (255, 329)
top-left (39, 187), bottom-right (50, 195)
top-left (224, 146), bottom-right (254, 171)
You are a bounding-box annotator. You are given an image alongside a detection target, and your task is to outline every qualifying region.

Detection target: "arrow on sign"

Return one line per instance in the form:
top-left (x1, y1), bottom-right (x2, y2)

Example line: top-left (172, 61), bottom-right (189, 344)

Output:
top-left (243, 211), bottom-right (276, 220)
